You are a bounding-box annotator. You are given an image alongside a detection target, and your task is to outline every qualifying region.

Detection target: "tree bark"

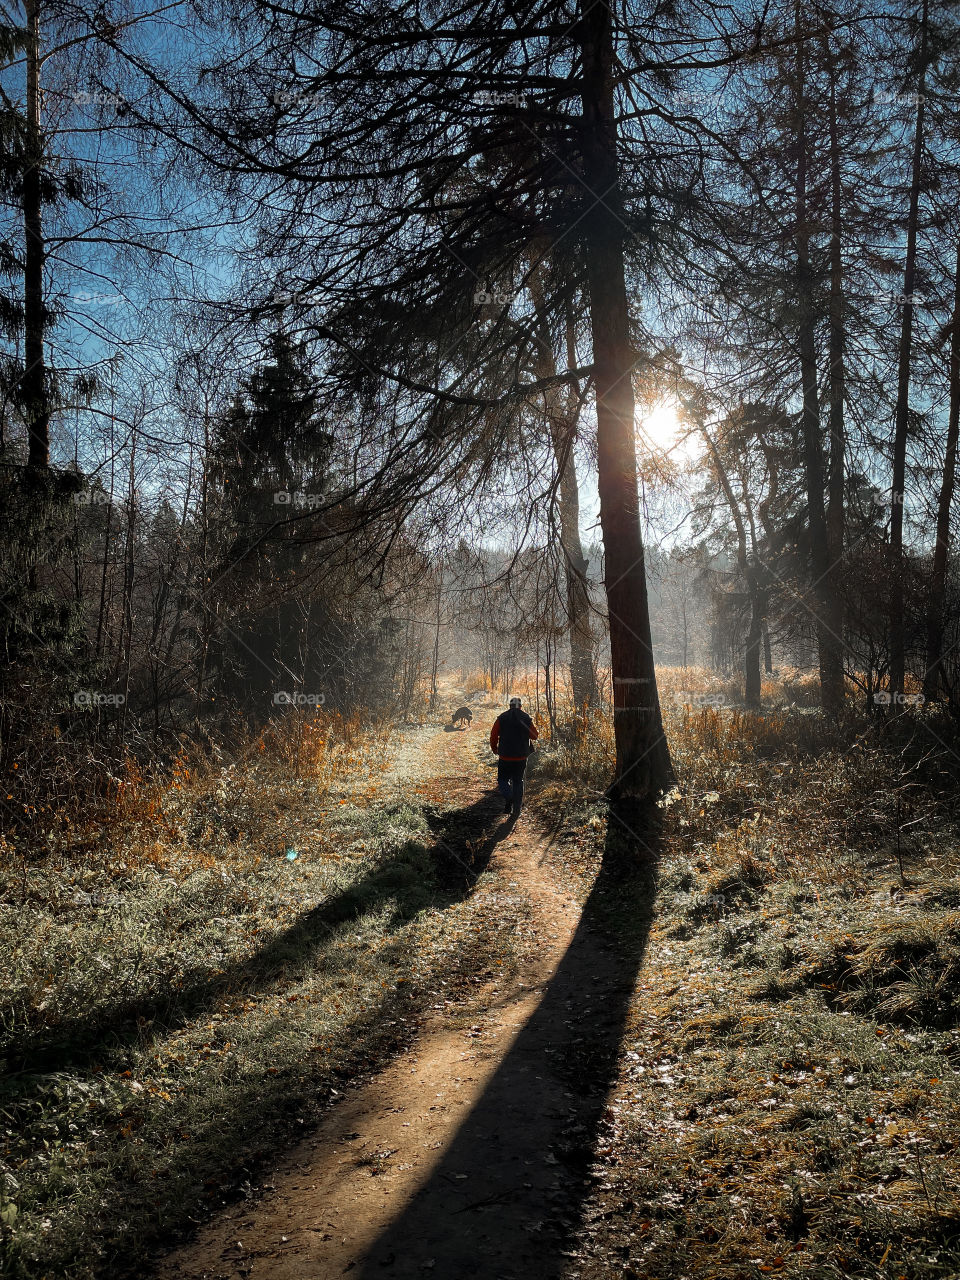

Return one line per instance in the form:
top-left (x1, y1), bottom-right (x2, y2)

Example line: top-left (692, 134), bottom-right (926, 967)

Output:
top-left (890, 0), bottom-right (929, 701)
top-left (95, 395), bottom-right (116, 661)
top-left (559, 309), bottom-right (599, 711)
top-left (744, 593), bottom-right (763, 710)
top-left (120, 434), bottom-right (138, 735)
top-left (429, 565), bottom-right (442, 712)
top-left (529, 269), bottom-right (598, 710)
top-left (700, 422), bottom-right (763, 709)
top-left (23, 0), bottom-right (49, 470)
top-left (824, 53), bottom-right (847, 709)
top-left (923, 235), bottom-right (960, 703)
top-left (578, 0), bottom-right (672, 803)
top-left (551, 390), bottom-right (598, 711)
top-left (794, 2), bottom-right (843, 714)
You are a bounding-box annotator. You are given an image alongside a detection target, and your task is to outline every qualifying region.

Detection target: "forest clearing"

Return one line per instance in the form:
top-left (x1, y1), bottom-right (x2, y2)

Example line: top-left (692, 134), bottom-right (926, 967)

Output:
top-left (4, 673), bottom-right (960, 1278)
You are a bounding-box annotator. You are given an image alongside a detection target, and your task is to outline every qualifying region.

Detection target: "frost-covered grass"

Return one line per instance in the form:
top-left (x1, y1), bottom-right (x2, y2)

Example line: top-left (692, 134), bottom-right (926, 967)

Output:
top-left (561, 857), bottom-right (960, 1279)
top-left (533, 667), bottom-right (960, 1279)
top-left (0, 714), bottom-right (531, 1279)
top-left (9, 670), bottom-right (960, 1279)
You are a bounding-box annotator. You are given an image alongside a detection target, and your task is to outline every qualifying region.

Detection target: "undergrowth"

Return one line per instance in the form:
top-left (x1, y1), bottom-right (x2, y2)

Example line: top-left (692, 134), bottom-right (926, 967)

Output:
top-left (532, 667), bottom-right (960, 1280)
top-left (9, 667), bottom-right (960, 1280)
top-left (0, 711), bottom-right (531, 1279)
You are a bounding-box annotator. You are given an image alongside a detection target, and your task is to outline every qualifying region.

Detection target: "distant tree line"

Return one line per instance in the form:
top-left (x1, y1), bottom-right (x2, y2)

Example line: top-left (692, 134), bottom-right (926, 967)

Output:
top-left (3, 0), bottom-right (960, 831)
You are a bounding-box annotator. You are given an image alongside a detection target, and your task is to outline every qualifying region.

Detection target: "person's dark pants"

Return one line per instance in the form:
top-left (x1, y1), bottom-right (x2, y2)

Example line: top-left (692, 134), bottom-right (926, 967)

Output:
top-left (497, 759), bottom-right (527, 812)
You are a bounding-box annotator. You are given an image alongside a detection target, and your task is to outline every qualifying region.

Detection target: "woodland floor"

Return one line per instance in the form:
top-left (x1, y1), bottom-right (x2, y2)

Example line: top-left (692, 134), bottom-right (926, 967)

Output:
top-left (8, 697), bottom-right (960, 1280)
top-left (148, 717), bottom-right (638, 1279)
top-left (143, 707), bottom-right (960, 1280)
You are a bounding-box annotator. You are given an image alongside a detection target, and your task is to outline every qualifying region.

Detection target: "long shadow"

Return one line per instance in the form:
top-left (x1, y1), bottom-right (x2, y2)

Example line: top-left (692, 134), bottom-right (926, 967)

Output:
top-left (424, 788), bottom-right (520, 881)
top-left (6, 788), bottom-right (528, 1277)
top-left (1, 791), bottom-right (512, 1081)
top-left (4, 785), bottom-right (658, 1280)
top-left (357, 805), bottom-right (661, 1280)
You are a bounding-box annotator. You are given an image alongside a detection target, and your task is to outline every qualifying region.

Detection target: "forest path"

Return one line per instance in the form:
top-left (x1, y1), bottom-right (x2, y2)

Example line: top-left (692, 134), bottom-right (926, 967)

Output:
top-left (152, 716), bottom-right (634, 1280)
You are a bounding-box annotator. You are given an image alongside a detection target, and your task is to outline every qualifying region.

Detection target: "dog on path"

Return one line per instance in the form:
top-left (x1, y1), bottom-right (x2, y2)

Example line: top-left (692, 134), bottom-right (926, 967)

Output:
top-left (451, 706), bottom-right (473, 728)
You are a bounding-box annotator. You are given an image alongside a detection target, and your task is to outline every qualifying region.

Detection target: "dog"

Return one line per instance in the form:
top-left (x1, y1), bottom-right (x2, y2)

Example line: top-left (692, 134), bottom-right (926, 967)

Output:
top-left (451, 706), bottom-right (473, 728)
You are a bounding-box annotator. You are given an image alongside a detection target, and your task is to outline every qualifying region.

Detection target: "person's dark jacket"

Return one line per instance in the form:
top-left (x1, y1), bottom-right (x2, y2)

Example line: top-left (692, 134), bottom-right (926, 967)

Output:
top-left (490, 707), bottom-right (538, 761)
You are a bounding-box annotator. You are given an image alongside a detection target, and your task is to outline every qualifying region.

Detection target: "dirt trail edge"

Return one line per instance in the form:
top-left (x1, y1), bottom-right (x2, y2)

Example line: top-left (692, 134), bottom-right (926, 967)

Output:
top-left (152, 725), bottom-right (645, 1280)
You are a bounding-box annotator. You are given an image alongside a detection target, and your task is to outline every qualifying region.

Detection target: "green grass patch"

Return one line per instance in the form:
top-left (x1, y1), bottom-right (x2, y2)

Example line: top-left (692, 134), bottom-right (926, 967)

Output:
top-left (537, 672), bottom-right (960, 1280)
top-left (0, 761), bottom-right (532, 1280)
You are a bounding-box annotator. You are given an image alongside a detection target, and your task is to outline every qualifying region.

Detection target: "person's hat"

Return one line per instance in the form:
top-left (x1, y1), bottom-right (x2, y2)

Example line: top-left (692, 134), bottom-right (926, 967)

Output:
top-left (509, 696), bottom-right (522, 707)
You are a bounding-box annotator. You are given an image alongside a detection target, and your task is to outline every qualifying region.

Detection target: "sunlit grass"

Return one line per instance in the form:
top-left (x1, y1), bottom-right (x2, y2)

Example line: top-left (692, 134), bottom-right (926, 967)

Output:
top-left (0, 713), bottom-right (533, 1279)
top-left (8, 670), bottom-right (960, 1279)
top-left (530, 665), bottom-right (960, 1280)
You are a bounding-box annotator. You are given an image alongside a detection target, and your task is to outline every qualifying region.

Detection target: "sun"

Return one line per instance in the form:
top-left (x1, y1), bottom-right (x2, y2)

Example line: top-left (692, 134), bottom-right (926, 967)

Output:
top-left (637, 399), bottom-right (680, 451)
top-left (636, 399), bottom-right (699, 461)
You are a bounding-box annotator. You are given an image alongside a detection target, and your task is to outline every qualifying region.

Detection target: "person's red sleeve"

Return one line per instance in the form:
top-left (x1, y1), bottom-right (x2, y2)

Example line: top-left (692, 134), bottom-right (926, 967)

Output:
top-left (490, 718), bottom-right (500, 752)
top-left (529, 722), bottom-right (539, 740)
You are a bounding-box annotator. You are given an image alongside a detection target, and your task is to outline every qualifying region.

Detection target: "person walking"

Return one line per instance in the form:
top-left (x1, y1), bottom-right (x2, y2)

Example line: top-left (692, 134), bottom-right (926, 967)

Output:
top-left (489, 696), bottom-right (538, 817)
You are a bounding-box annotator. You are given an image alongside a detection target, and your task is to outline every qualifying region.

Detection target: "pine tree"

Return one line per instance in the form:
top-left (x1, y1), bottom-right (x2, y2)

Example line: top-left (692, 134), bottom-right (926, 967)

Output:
top-left (204, 330), bottom-right (333, 713)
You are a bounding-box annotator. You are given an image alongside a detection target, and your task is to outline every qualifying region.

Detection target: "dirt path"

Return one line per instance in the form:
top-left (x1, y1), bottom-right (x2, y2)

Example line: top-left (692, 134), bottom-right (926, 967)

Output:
top-left (152, 721), bottom-right (638, 1280)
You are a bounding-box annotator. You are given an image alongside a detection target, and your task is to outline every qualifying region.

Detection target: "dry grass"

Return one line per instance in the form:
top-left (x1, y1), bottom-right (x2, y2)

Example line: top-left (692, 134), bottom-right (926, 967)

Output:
top-left (463, 669), bottom-right (494, 697)
top-left (8, 665), bottom-right (960, 1280)
top-left (529, 666), bottom-right (960, 1280)
top-left (0, 710), bottom-right (535, 1280)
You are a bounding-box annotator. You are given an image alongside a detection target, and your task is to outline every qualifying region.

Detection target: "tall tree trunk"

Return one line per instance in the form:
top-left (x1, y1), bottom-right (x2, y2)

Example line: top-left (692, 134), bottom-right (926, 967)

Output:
top-left (560, 308), bottom-right (599, 710)
top-left (744, 586), bottom-right (763, 710)
top-left (552, 390), bottom-right (598, 710)
top-left (529, 269), bottom-right (598, 710)
top-left (923, 235), bottom-right (960, 702)
top-left (890, 0), bottom-right (929, 701)
top-left (700, 423), bottom-right (762, 709)
top-left (794, 2), bottom-right (843, 714)
top-left (119, 437), bottom-right (137, 739)
top-left (194, 401), bottom-right (215, 720)
top-left (544, 634), bottom-right (555, 737)
top-left (762, 617), bottom-right (773, 674)
top-left (824, 55), bottom-right (847, 709)
top-left (579, 0), bottom-right (672, 804)
top-left (429, 566), bottom-right (442, 711)
top-left (95, 399), bottom-right (116, 661)
top-left (23, 0), bottom-right (48, 470)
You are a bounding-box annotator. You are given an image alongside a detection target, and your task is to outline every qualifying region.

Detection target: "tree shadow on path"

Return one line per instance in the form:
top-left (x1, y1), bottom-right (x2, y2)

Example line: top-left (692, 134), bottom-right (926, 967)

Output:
top-left (357, 806), bottom-right (661, 1280)
top-left (1, 786), bottom-right (511, 1081)
top-left (11, 784), bottom-right (531, 1279)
